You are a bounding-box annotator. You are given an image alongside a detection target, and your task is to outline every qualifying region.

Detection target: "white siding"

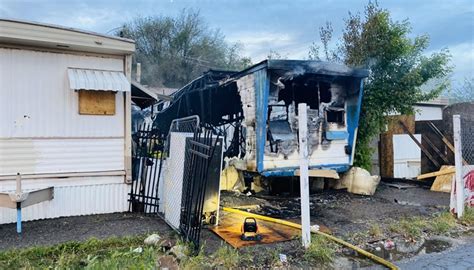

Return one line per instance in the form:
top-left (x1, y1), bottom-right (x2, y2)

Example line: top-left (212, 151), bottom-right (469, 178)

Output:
top-left (0, 47), bottom-right (124, 138)
top-left (414, 105), bottom-right (443, 121)
top-left (0, 138), bottom-right (124, 175)
top-left (0, 176), bottom-right (128, 224)
top-left (393, 134), bottom-right (421, 178)
top-left (0, 47), bottom-right (126, 176)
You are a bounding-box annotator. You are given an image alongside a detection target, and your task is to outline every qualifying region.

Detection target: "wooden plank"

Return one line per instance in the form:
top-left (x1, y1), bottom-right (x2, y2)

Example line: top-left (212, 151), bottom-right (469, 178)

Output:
top-left (428, 121), bottom-right (468, 165)
top-left (430, 165), bottom-right (455, 192)
top-left (417, 167), bottom-right (456, 180)
top-left (399, 120), bottom-right (440, 167)
top-left (380, 115), bottom-right (415, 178)
top-left (294, 169), bottom-right (339, 179)
top-left (423, 134), bottom-right (450, 164)
top-left (78, 90), bottom-right (116, 115)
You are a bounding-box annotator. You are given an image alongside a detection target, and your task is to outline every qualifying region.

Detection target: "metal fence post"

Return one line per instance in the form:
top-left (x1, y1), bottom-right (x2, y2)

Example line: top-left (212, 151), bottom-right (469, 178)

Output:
top-left (453, 115), bottom-right (464, 218)
top-left (298, 103), bottom-right (311, 248)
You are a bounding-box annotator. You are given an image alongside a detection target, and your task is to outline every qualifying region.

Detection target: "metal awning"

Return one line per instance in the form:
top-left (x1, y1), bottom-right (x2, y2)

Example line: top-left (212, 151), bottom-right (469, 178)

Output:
top-left (67, 68), bottom-right (130, 92)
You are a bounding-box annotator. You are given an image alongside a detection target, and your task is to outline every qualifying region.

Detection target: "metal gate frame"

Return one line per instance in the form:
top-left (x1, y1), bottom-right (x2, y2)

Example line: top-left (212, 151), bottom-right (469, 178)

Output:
top-left (178, 121), bottom-right (220, 248)
top-left (128, 124), bottom-right (165, 213)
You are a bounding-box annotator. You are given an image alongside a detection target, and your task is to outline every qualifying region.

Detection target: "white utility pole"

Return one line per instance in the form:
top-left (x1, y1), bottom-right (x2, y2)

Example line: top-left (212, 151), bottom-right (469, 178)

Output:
top-left (298, 103), bottom-right (311, 248)
top-left (453, 115), bottom-right (464, 218)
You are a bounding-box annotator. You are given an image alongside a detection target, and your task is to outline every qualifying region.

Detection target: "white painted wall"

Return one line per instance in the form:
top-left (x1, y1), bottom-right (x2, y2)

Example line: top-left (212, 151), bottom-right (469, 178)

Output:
top-left (393, 134), bottom-right (422, 178)
top-left (414, 105), bottom-right (443, 121)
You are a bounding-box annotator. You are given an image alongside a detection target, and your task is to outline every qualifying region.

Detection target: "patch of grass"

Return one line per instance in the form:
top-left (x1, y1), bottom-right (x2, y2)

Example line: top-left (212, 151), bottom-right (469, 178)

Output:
top-left (368, 224), bottom-right (382, 238)
top-left (211, 243), bottom-right (240, 268)
top-left (0, 235), bottom-right (156, 269)
top-left (460, 206), bottom-right (474, 226)
top-left (430, 212), bottom-right (457, 235)
top-left (394, 217), bottom-right (429, 239)
top-left (303, 235), bottom-right (335, 266)
top-left (350, 231), bottom-right (370, 245)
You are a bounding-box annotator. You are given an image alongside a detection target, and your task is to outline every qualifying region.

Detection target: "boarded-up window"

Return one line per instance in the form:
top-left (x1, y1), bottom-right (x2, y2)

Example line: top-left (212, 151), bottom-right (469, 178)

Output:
top-left (78, 90), bottom-right (116, 115)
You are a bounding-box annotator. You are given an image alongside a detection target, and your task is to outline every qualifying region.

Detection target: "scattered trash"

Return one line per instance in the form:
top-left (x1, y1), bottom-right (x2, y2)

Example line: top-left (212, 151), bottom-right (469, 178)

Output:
top-left (384, 239), bottom-right (395, 250)
top-left (159, 239), bottom-right (176, 251)
top-left (279, 253), bottom-right (288, 263)
top-left (335, 167), bottom-right (380, 195)
top-left (310, 224), bottom-right (320, 231)
top-left (169, 244), bottom-right (188, 261)
top-left (157, 255), bottom-right (179, 270)
top-left (132, 247), bottom-right (143, 253)
top-left (385, 183), bottom-right (417, 189)
top-left (394, 199), bottom-right (421, 207)
top-left (144, 233), bottom-right (161, 246)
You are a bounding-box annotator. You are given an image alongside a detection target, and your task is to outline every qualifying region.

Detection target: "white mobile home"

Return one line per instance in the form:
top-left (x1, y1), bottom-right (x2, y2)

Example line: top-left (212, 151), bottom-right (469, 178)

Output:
top-left (0, 19), bottom-right (135, 224)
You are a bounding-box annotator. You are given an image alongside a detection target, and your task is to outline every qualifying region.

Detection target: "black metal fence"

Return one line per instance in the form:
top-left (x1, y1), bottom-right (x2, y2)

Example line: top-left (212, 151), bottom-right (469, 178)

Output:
top-left (179, 127), bottom-right (220, 248)
top-left (128, 123), bottom-right (165, 213)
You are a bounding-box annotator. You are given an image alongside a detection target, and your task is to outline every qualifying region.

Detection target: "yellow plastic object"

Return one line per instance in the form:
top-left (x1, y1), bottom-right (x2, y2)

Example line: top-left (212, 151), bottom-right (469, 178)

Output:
top-left (223, 207), bottom-right (398, 270)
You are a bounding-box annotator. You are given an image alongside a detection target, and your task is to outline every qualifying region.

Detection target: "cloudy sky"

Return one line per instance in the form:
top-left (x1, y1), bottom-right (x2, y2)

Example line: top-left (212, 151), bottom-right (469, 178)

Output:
top-left (1, 0), bottom-right (472, 85)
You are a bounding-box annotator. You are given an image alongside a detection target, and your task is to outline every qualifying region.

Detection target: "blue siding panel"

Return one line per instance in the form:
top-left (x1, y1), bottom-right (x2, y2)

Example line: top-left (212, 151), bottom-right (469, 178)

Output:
top-left (254, 69), bottom-right (269, 172)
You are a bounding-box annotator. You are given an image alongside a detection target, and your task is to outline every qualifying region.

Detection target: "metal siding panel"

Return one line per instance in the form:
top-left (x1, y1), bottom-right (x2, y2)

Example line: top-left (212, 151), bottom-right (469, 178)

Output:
top-left (0, 48), bottom-right (125, 138)
top-left (67, 68), bottom-right (130, 92)
top-left (347, 79), bottom-right (364, 164)
top-left (0, 176), bottom-right (128, 224)
top-left (254, 69), bottom-right (269, 172)
top-left (0, 138), bottom-right (124, 175)
top-left (414, 105), bottom-right (443, 121)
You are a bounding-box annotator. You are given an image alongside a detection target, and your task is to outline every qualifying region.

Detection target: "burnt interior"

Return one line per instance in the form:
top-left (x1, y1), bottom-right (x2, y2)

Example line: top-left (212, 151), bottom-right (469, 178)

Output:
top-left (265, 71), bottom-right (350, 156)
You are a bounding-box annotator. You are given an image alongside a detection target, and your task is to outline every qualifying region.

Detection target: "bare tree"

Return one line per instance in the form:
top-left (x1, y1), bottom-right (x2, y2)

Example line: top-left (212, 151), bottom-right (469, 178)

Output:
top-left (120, 9), bottom-right (251, 88)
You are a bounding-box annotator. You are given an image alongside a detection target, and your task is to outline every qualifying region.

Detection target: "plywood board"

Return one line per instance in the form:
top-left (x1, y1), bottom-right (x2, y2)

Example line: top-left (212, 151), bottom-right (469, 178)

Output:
top-left (78, 90), bottom-right (116, 115)
top-left (210, 211), bottom-right (300, 248)
top-left (431, 165), bottom-right (455, 193)
top-left (380, 115), bottom-right (416, 177)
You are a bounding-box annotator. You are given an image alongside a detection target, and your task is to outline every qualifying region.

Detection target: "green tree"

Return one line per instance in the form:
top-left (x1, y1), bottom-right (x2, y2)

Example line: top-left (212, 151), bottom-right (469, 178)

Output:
top-left (119, 9), bottom-right (251, 88)
top-left (310, 2), bottom-right (451, 170)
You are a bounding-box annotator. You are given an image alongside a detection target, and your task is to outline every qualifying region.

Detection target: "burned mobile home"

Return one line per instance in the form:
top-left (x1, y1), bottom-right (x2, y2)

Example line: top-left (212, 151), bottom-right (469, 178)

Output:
top-left (154, 60), bottom-right (368, 177)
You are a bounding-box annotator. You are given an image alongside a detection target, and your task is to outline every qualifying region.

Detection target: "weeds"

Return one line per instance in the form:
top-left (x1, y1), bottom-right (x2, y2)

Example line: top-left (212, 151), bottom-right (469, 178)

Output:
top-left (0, 235), bottom-right (156, 269)
top-left (392, 217), bottom-right (429, 239)
top-left (460, 206), bottom-right (474, 226)
top-left (430, 212), bottom-right (457, 234)
top-left (211, 243), bottom-right (240, 268)
top-left (303, 235), bottom-right (335, 266)
top-left (368, 224), bottom-right (382, 238)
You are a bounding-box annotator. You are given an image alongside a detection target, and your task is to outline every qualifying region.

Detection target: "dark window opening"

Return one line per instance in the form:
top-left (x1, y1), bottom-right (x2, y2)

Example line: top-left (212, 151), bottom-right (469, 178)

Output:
top-left (327, 110), bottom-right (345, 124)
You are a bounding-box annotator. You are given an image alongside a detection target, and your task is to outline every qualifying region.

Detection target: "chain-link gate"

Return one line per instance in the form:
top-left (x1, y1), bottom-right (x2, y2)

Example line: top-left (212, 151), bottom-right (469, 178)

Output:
top-left (128, 124), bottom-right (165, 213)
top-left (452, 116), bottom-right (474, 216)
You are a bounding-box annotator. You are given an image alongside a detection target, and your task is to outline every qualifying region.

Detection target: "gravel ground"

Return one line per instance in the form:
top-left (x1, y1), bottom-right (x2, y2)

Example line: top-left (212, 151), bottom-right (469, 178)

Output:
top-left (0, 213), bottom-right (174, 251)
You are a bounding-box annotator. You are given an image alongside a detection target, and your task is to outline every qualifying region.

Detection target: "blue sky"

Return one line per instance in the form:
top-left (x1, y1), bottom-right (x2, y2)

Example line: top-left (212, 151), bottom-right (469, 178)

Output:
top-left (1, 0), bottom-right (473, 85)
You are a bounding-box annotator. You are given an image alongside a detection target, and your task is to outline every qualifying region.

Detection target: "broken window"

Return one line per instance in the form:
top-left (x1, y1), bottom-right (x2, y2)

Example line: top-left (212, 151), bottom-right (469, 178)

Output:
top-left (326, 107), bottom-right (345, 124)
top-left (265, 71), bottom-right (349, 156)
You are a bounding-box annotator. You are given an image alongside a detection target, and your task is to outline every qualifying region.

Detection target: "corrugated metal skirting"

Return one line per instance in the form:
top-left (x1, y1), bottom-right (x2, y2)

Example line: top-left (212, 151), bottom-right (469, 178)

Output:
top-left (0, 178), bottom-right (129, 224)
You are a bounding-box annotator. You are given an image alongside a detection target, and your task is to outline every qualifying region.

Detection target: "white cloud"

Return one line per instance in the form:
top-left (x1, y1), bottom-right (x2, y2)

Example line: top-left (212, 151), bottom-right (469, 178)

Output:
top-left (227, 31), bottom-right (311, 61)
top-left (447, 42), bottom-right (474, 83)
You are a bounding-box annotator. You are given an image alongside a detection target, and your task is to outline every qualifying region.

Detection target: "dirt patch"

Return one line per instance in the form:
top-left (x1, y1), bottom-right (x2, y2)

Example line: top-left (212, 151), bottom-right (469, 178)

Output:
top-left (0, 213), bottom-right (175, 251)
top-left (221, 183), bottom-right (450, 237)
